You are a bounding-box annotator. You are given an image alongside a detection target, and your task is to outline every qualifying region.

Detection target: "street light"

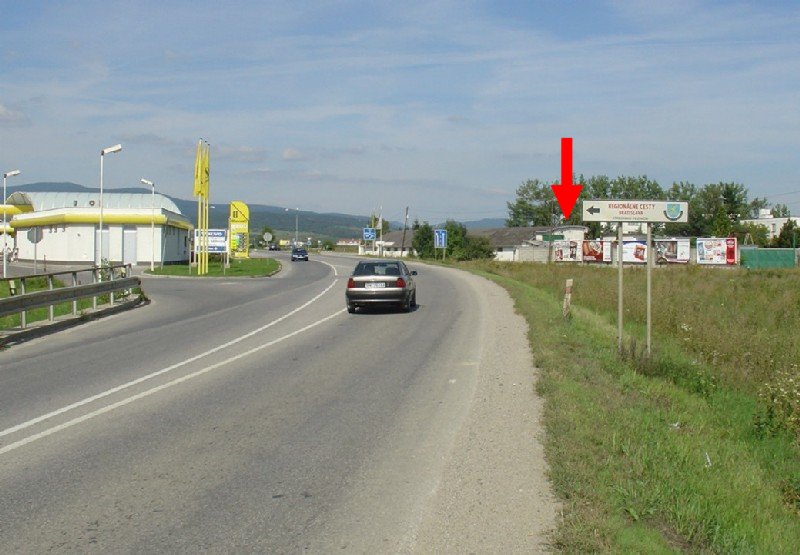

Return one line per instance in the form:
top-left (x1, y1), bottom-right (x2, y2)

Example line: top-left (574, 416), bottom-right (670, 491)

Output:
top-left (99, 144), bottom-right (122, 268)
top-left (285, 207), bottom-right (299, 245)
top-left (2, 169), bottom-right (21, 278)
top-left (141, 178), bottom-right (155, 271)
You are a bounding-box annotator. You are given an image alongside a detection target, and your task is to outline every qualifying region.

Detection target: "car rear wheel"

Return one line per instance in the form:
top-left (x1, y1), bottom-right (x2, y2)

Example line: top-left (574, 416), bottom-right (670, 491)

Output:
top-left (347, 303), bottom-right (356, 314)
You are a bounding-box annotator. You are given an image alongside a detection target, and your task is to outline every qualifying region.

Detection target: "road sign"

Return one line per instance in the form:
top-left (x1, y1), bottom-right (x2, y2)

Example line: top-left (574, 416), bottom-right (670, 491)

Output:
top-left (582, 200), bottom-right (688, 223)
top-left (194, 229), bottom-right (228, 253)
top-left (434, 229), bottom-right (448, 249)
top-left (363, 227), bottom-right (377, 241)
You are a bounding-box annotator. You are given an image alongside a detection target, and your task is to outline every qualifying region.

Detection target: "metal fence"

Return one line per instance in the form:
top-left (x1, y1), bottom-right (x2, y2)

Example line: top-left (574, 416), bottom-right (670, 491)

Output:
top-left (0, 264), bottom-right (141, 329)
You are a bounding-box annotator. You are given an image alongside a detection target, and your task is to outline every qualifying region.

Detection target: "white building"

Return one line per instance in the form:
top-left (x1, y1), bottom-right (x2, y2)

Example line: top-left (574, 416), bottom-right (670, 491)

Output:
top-left (740, 208), bottom-right (800, 241)
top-left (5, 191), bottom-right (193, 265)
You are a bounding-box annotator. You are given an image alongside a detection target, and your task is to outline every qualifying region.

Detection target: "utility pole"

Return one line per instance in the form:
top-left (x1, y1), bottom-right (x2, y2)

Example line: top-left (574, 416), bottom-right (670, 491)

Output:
top-left (400, 206), bottom-right (409, 257)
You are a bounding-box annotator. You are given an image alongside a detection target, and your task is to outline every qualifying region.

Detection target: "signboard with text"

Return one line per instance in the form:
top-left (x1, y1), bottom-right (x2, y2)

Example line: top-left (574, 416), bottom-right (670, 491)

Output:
top-left (582, 200), bottom-right (689, 223)
top-left (194, 229), bottom-right (228, 253)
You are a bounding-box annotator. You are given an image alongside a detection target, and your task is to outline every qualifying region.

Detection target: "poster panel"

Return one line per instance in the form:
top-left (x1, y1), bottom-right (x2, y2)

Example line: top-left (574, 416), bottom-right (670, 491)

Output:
top-left (697, 238), bottom-right (737, 265)
top-left (582, 240), bottom-right (611, 262)
top-left (654, 238), bottom-right (691, 264)
top-left (554, 240), bottom-right (580, 262)
top-left (622, 240), bottom-right (648, 263)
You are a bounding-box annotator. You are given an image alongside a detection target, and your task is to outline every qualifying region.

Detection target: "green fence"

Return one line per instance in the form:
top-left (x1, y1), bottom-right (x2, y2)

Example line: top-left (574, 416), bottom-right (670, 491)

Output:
top-left (740, 247), bottom-right (797, 269)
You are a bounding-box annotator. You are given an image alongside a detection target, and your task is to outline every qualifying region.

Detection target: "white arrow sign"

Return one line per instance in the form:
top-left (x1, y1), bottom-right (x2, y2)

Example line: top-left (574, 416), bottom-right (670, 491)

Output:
top-left (582, 200), bottom-right (688, 223)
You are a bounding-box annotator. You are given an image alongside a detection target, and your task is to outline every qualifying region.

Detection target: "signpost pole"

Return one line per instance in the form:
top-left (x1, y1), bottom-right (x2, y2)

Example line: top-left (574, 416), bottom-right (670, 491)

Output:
top-left (646, 222), bottom-right (652, 358)
top-left (617, 223), bottom-right (623, 353)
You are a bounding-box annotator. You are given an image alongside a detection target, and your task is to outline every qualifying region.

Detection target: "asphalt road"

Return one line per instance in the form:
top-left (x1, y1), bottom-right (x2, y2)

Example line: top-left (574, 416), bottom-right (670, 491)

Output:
top-left (0, 252), bottom-right (558, 552)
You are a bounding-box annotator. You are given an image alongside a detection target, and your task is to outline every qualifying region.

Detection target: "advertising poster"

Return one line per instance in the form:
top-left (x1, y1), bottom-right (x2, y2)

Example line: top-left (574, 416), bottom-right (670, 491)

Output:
top-left (229, 201), bottom-right (250, 259)
top-left (622, 240), bottom-right (648, 263)
top-left (654, 238), bottom-right (691, 264)
top-left (582, 240), bottom-right (611, 262)
top-left (554, 240), bottom-right (580, 262)
top-left (697, 237), bottom-right (737, 265)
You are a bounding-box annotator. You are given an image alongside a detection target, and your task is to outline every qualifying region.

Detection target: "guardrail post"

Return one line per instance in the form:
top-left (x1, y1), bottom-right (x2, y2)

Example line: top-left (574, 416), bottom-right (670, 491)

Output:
top-left (92, 268), bottom-right (98, 310)
top-left (19, 278), bottom-right (27, 329)
top-left (72, 272), bottom-right (78, 316)
top-left (110, 266), bottom-right (115, 305)
top-left (48, 274), bottom-right (55, 321)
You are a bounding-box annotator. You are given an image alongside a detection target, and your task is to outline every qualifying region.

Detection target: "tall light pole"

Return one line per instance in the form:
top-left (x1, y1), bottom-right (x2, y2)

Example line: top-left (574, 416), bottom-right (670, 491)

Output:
top-left (2, 169), bottom-right (21, 278)
top-left (141, 178), bottom-right (155, 271)
top-left (99, 144), bottom-right (122, 267)
top-left (285, 207), bottom-right (299, 245)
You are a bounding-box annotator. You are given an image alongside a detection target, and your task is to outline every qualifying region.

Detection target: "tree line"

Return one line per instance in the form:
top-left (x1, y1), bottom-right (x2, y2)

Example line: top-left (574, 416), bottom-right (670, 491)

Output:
top-left (506, 175), bottom-right (797, 247)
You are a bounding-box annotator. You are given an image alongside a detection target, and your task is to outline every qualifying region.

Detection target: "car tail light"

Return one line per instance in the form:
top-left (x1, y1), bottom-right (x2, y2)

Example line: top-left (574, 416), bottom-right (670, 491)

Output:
top-left (395, 277), bottom-right (406, 288)
top-left (347, 278), bottom-right (356, 288)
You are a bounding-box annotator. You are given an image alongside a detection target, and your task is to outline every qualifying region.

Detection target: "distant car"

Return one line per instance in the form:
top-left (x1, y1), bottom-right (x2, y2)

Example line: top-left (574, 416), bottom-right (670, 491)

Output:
top-left (345, 259), bottom-right (417, 313)
top-left (291, 247), bottom-right (308, 261)
top-left (268, 244), bottom-right (281, 251)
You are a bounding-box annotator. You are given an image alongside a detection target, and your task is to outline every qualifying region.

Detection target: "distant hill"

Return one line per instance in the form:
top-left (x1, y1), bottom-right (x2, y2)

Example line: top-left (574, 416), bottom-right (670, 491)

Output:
top-left (8, 182), bottom-right (506, 239)
top-left (7, 182), bottom-right (383, 240)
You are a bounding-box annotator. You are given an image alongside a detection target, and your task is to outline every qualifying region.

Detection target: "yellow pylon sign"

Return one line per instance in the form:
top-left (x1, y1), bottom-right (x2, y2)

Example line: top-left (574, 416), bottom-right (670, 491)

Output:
top-left (229, 200), bottom-right (249, 259)
top-left (193, 140), bottom-right (210, 274)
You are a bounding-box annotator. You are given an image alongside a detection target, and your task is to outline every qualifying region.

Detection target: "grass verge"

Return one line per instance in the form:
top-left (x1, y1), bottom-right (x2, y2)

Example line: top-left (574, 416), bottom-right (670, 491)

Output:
top-left (468, 264), bottom-right (799, 553)
top-left (147, 257), bottom-right (280, 277)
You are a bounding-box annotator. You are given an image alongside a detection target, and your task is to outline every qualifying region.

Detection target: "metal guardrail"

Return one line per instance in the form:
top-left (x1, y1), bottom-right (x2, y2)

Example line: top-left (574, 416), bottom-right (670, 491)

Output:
top-left (0, 264), bottom-right (142, 329)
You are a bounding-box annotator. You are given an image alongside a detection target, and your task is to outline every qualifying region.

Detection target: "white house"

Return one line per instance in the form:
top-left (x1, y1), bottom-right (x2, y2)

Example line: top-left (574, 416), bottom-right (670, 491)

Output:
top-left (5, 191), bottom-right (193, 265)
top-left (740, 209), bottom-right (799, 241)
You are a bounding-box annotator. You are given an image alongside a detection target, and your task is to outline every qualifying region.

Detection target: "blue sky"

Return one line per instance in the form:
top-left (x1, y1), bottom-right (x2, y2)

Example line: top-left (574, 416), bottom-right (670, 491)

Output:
top-left (1, 0), bottom-right (799, 224)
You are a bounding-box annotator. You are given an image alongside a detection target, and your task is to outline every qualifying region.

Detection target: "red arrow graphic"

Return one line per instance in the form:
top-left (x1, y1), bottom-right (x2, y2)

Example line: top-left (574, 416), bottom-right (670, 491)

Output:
top-left (551, 137), bottom-right (583, 219)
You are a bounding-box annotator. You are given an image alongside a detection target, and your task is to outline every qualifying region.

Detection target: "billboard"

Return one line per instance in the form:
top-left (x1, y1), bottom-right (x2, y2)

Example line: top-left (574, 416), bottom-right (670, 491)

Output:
top-left (194, 229), bottom-right (228, 253)
top-left (229, 201), bottom-right (250, 259)
top-left (554, 240), bottom-right (580, 262)
top-left (697, 237), bottom-right (737, 265)
top-left (654, 238), bottom-right (691, 264)
top-left (582, 240), bottom-right (612, 263)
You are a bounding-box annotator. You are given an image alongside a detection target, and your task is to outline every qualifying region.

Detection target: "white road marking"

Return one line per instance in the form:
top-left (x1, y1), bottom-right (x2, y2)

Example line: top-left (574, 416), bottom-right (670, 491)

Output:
top-left (0, 308), bottom-right (346, 456)
top-left (0, 279), bottom-right (340, 441)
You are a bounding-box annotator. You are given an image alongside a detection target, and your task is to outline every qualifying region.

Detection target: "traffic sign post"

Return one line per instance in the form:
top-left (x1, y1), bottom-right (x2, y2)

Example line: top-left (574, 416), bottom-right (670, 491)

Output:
top-left (434, 229), bottom-right (448, 261)
top-left (582, 199), bottom-right (689, 357)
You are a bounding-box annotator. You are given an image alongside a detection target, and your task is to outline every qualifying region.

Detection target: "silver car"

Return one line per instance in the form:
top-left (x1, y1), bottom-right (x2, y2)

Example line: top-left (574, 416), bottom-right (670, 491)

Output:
top-left (345, 259), bottom-right (417, 313)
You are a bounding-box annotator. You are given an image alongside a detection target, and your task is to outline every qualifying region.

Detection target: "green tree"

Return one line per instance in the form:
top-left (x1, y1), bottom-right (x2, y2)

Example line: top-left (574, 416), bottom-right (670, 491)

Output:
top-left (740, 222), bottom-right (770, 247)
top-left (771, 219), bottom-right (799, 248)
top-left (506, 179), bottom-right (560, 227)
top-left (368, 214), bottom-right (391, 234)
top-left (772, 204), bottom-right (791, 218)
top-left (461, 236), bottom-right (495, 260)
top-left (412, 222), bottom-right (434, 258)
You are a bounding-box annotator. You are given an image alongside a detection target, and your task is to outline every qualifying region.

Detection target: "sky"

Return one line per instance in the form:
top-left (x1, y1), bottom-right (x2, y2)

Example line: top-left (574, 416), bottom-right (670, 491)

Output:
top-left (1, 0), bottom-right (799, 225)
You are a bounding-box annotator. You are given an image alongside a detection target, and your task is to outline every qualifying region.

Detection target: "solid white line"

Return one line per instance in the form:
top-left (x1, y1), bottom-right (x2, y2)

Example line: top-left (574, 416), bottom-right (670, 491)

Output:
top-left (0, 279), bottom-right (339, 440)
top-left (0, 308), bottom-right (346, 456)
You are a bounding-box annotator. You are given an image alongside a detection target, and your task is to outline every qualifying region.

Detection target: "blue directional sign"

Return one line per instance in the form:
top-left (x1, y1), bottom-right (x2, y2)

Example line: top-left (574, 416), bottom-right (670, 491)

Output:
top-left (363, 227), bottom-right (377, 241)
top-left (434, 229), bottom-right (448, 249)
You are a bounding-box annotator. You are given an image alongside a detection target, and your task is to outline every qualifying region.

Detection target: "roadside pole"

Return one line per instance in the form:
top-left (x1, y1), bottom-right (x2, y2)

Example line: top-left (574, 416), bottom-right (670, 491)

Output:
top-left (617, 223), bottom-right (623, 353)
top-left (646, 222), bottom-right (652, 357)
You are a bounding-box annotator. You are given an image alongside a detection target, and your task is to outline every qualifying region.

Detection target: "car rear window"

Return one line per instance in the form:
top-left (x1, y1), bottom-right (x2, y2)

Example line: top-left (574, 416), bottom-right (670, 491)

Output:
top-left (353, 263), bottom-right (401, 276)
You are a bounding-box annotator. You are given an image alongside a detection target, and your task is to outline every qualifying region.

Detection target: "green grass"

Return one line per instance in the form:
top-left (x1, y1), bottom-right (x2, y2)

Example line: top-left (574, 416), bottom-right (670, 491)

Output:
top-left (147, 257), bottom-right (280, 277)
top-left (462, 262), bottom-right (800, 553)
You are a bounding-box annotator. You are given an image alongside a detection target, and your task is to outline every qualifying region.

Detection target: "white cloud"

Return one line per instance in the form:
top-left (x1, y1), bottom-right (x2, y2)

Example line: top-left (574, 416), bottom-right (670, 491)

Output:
top-left (0, 104), bottom-right (28, 126)
top-left (282, 148), bottom-right (303, 160)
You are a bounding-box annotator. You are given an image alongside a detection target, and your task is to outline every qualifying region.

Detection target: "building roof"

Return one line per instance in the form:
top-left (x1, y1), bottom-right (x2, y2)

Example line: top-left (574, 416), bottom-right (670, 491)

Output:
top-left (379, 230), bottom-right (414, 249)
top-left (468, 226), bottom-right (550, 247)
top-left (7, 191), bottom-right (182, 214)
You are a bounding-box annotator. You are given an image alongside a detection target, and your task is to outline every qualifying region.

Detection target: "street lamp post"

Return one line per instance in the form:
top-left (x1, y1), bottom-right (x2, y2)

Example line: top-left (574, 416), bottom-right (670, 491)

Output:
top-left (99, 144), bottom-right (122, 269)
top-left (141, 178), bottom-right (155, 271)
top-left (285, 207), bottom-right (299, 246)
top-left (2, 169), bottom-right (21, 278)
